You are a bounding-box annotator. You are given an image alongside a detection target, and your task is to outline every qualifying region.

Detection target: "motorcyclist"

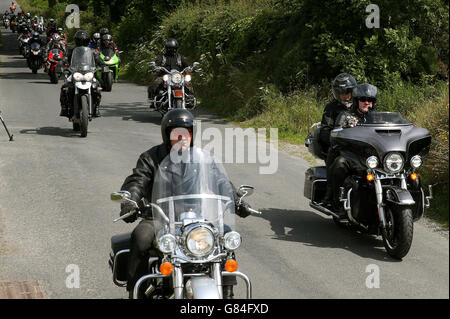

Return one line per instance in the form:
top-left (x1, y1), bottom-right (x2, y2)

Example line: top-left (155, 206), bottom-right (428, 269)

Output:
top-left (88, 32), bottom-right (101, 50)
top-left (46, 18), bottom-right (57, 38)
top-left (147, 38), bottom-right (193, 100)
top-left (44, 33), bottom-right (65, 72)
top-left (57, 27), bottom-right (67, 44)
top-left (327, 83), bottom-right (378, 215)
top-left (319, 73), bottom-right (357, 208)
top-left (119, 109), bottom-right (253, 299)
top-left (59, 30), bottom-right (104, 117)
top-left (99, 34), bottom-right (119, 54)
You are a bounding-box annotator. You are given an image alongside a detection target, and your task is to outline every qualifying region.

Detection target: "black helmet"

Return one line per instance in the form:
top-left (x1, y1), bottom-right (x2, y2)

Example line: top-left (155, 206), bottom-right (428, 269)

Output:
top-left (161, 109), bottom-right (194, 146)
top-left (353, 83), bottom-right (378, 110)
top-left (99, 27), bottom-right (109, 36)
top-left (74, 30), bottom-right (90, 47)
top-left (332, 73), bottom-right (357, 108)
top-left (165, 38), bottom-right (178, 56)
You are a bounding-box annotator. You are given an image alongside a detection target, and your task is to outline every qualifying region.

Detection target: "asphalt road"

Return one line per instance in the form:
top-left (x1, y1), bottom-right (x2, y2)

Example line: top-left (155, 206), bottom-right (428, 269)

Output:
top-left (0, 1), bottom-right (448, 299)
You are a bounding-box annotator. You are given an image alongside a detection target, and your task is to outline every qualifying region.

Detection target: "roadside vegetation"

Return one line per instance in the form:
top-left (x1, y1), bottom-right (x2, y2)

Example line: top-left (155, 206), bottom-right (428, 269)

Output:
top-left (15, 0), bottom-right (449, 227)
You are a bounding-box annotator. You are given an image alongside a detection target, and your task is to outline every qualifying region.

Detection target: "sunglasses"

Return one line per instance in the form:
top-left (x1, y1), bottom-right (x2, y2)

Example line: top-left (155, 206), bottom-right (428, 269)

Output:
top-left (359, 97), bottom-right (375, 103)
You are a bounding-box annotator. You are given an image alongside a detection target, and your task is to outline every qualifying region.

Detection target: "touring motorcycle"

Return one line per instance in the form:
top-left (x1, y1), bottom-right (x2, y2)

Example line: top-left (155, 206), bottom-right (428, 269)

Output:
top-left (148, 61), bottom-right (199, 115)
top-left (304, 112), bottom-right (433, 259)
top-left (65, 47), bottom-right (101, 137)
top-left (109, 148), bottom-right (259, 299)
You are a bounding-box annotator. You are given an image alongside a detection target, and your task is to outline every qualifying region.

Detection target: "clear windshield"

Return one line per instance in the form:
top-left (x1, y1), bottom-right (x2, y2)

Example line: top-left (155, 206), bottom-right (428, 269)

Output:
top-left (101, 47), bottom-right (115, 57)
top-left (152, 147), bottom-right (236, 237)
top-left (362, 112), bottom-right (411, 126)
top-left (70, 47), bottom-right (95, 72)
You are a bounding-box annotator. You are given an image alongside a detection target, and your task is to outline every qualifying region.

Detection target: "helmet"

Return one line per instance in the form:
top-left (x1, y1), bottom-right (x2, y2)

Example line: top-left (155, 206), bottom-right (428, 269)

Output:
top-left (49, 18), bottom-right (54, 23)
top-left (32, 31), bottom-right (39, 39)
top-left (57, 27), bottom-right (63, 33)
top-left (99, 27), bottom-right (109, 36)
top-left (52, 33), bottom-right (60, 41)
top-left (353, 83), bottom-right (378, 110)
top-left (161, 109), bottom-right (195, 147)
top-left (74, 30), bottom-right (90, 47)
top-left (332, 73), bottom-right (357, 108)
top-left (102, 34), bottom-right (112, 45)
top-left (165, 38), bottom-right (178, 56)
top-left (93, 32), bottom-right (101, 40)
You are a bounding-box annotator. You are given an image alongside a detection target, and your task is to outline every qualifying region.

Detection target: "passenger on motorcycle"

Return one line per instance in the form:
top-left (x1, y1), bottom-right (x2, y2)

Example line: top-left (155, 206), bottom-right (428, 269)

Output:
top-left (326, 83), bottom-right (378, 215)
top-left (89, 33), bottom-right (101, 50)
top-left (147, 38), bottom-right (193, 100)
top-left (119, 109), bottom-right (252, 299)
top-left (320, 73), bottom-right (357, 208)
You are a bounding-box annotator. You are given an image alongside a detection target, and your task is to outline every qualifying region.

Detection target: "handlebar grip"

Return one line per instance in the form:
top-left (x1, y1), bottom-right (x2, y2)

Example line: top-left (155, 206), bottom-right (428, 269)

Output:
top-left (113, 210), bottom-right (137, 223)
top-left (248, 207), bottom-right (262, 215)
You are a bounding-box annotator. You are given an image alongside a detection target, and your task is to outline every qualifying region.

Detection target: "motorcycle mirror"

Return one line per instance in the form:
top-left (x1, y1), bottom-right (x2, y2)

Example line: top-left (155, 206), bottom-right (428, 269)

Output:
top-left (110, 190), bottom-right (132, 203)
top-left (192, 62), bottom-right (200, 68)
top-left (237, 185), bottom-right (255, 198)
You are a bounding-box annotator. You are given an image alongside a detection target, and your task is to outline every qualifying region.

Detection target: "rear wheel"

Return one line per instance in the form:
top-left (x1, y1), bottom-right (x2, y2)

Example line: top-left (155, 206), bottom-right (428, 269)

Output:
top-left (382, 205), bottom-right (413, 259)
top-left (73, 122), bottom-right (80, 131)
top-left (80, 95), bottom-right (89, 137)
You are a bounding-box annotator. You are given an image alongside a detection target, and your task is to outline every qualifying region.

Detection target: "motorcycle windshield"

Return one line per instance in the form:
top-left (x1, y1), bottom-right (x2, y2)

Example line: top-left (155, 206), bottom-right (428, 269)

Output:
top-left (151, 147), bottom-right (236, 236)
top-left (361, 112), bottom-right (411, 126)
top-left (101, 47), bottom-right (115, 58)
top-left (70, 47), bottom-right (96, 72)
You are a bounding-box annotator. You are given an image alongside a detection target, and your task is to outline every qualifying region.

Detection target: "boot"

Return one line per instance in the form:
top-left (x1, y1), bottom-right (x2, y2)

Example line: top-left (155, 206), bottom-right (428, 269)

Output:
top-left (59, 106), bottom-right (68, 117)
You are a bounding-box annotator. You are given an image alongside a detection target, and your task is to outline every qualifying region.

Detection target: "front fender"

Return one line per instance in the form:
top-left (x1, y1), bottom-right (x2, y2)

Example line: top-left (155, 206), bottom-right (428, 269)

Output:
top-left (384, 186), bottom-right (415, 206)
top-left (185, 277), bottom-right (221, 299)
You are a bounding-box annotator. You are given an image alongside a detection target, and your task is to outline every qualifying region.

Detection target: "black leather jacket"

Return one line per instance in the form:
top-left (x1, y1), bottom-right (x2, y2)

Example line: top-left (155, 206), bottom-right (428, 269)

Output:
top-left (319, 100), bottom-right (348, 151)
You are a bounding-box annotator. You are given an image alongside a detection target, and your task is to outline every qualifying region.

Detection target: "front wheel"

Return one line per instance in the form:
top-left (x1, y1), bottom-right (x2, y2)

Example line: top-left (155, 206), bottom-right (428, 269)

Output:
top-left (382, 205), bottom-right (413, 259)
top-left (103, 72), bottom-right (113, 92)
top-left (80, 94), bottom-right (89, 137)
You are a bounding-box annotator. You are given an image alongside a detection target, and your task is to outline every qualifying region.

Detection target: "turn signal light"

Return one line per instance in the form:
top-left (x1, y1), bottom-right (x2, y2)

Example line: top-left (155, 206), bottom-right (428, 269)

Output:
top-left (160, 262), bottom-right (174, 276)
top-left (174, 90), bottom-right (183, 97)
top-left (366, 174), bottom-right (374, 182)
top-left (410, 173), bottom-right (418, 181)
top-left (225, 259), bottom-right (238, 272)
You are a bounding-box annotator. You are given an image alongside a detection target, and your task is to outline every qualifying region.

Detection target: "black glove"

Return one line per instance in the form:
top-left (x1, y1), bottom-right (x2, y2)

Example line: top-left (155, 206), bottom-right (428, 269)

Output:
top-left (236, 202), bottom-right (251, 218)
top-left (120, 201), bottom-right (138, 223)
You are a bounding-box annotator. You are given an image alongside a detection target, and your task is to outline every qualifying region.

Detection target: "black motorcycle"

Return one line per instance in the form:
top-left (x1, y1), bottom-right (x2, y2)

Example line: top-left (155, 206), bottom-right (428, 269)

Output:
top-left (304, 112), bottom-right (433, 259)
top-left (27, 42), bottom-right (44, 74)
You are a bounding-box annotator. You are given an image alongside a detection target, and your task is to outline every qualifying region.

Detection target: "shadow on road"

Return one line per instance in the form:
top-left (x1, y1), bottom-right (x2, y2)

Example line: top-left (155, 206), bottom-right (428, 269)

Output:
top-left (100, 102), bottom-right (162, 125)
top-left (0, 71), bottom-right (48, 80)
top-left (258, 208), bottom-right (401, 262)
top-left (19, 127), bottom-right (81, 138)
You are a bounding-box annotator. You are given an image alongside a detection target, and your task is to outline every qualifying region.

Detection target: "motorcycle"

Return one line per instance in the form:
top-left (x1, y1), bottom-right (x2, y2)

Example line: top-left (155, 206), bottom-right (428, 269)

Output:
top-left (148, 61), bottom-right (199, 115)
top-left (95, 48), bottom-right (121, 92)
top-left (109, 148), bottom-right (259, 299)
top-left (10, 20), bottom-right (17, 32)
top-left (304, 112), bottom-right (433, 259)
top-left (46, 48), bottom-right (64, 84)
top-left (18, 32), bottom-right (30, 56)
top-left (27, 42), bottom-right (44, 74)
top-left (4, 18), bottom-right (10, 29)
top-left (66, 46), bottom-right (101, 137)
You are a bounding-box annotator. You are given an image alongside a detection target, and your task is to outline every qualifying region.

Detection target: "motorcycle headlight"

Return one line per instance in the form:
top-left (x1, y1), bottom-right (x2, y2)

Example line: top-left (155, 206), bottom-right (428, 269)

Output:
top-left (73, 72), bottom-right (83, 82)
top-left (172, 72), bottom-right (182, 84)
top-left (384, 152), bottom-right (404, 173)
top-left (224, 231), bottom-right (241, 250)
top-left (185, 74), bottom-right (192, 82)
top-left (83, 72), bottom-right (94, 82)
top-left (366, 156), bottom-right (378, 169)
top-left (186, 226), bottom-right (214, 257)
top-left (158, 234), bottom-right (176, 254)
top-left (410, 155), bottom-right (422, 169)
top-left (163, 74), bottom-right (169, 82)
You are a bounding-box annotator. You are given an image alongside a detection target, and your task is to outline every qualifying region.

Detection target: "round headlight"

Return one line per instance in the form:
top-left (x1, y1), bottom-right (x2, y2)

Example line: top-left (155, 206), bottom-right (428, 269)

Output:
top-left (366, 156), bottom-right (378, 169)
top-left (185, 74), bottom-right (192, 82)
top-left (186, 227), bottom-right (214, 257)
top-left (172, 72), bottom-right (182, 84)
top-left (163, 74), bottom-right (169, 82)
top-left (224, 231), bottom-right (241, 250)
top-left (84, 72), bottom-right (94, 82)
top-left (158, 234), bottom-right (176, 254)
top-left (410, 155), bottom-right (422, 169)
top-left (73, 72), bottom-right (83, 81)
top-left (384, 153), bottom-right (404, 173)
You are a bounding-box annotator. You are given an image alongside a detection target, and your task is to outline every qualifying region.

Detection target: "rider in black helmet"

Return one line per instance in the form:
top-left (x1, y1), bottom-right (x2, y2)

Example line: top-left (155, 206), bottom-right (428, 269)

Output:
top-left (147, 38), bottom-right (192, 102)
top-left (119, 109), bottom-right (253, 299)
top-left (59, 30), bottom-right (104, 117)
top-left (319, 73), bottom-right (357, 208)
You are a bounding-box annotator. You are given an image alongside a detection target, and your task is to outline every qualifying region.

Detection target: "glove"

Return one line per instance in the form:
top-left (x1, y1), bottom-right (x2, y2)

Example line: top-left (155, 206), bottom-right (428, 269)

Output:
top-left (236, 202), bottom-right (251, 218)
top-left (120, 201), bottom-right (137, 223)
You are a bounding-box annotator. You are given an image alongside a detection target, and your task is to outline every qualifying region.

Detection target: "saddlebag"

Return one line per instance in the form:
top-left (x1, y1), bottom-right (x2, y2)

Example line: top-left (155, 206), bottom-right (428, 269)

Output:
top-left (304, 166), bottom-right (327, 202)
top-left (109, 233), bottom-right (131, 285)
top-left (305, 127), bottom-right (328, 161)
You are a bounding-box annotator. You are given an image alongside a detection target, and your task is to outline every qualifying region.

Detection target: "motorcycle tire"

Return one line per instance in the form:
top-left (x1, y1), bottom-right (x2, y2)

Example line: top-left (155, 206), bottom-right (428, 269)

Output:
top-left (50, 71), bottom-right (58, 84)
top-left (382, 205), bottom-right (413, 260)
top-left (103, 72), bottom-right (113, 92)
top-left (73, 122), bottom-right (80, 131)
top-left (80, 94), bottom-right (89, 138)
